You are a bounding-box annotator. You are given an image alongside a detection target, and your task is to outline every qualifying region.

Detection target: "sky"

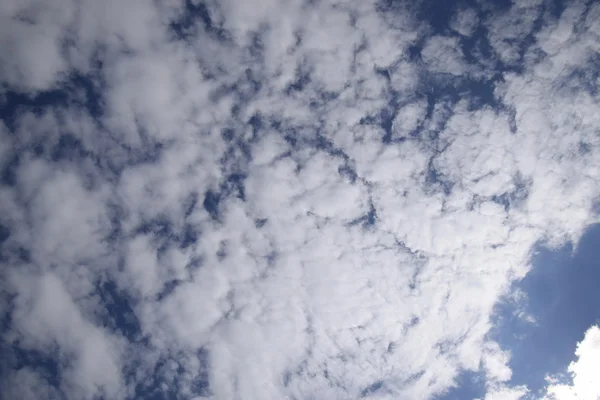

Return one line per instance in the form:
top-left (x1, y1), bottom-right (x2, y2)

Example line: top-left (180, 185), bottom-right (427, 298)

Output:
top-left (0, 0), bottom-right (600, 399)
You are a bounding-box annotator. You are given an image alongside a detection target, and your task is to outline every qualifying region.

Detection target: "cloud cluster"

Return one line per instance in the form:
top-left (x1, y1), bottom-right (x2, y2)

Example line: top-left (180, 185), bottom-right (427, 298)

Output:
top-left (1, 0), bottom-right (599, 399)
top-left (543, 325), bottom-right (600, 400)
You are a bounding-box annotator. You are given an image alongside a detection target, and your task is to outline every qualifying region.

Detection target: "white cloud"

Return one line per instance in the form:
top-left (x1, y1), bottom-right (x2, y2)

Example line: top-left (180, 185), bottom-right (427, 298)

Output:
top-left (0, 0), bottom-right (75, 92)
top-left (421, 35), bottom-right (468, 76)
top-left (451, 8), bottom-right (479, 37)
top-left (485, 0), bottom-right (544, 65)
top-left (6, 272), bottom-right (125, 399)
top-left (392, 99), bottom-right (428, 138)
top-left (483, 341), bottom-right (513, 383)
top-left (543, 325), bottom-right (600, 400)
top-left (1, 0), bottom-right (600, 399)
top-left (483, 384), bottom-right (529, 400)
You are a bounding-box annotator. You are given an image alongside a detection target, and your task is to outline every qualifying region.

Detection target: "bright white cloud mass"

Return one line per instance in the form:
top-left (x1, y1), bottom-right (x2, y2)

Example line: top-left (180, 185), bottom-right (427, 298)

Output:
top-left (0, 0), bottom-right (599, 399)
top-left (543, 325), bottom-right (600, 400)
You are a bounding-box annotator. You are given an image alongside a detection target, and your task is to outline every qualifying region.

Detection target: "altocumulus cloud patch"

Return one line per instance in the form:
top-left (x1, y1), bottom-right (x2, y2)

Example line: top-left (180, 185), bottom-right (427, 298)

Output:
top-left (0, 0), bottom-right (600, 399)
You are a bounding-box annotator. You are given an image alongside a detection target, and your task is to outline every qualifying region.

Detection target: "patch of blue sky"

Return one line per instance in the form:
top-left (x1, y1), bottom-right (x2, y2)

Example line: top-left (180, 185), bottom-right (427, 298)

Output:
top-left (491, 223), bottom-right (600, 397)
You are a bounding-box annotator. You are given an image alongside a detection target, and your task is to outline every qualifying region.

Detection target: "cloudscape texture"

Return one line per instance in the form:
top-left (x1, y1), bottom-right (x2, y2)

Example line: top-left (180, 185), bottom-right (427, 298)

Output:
top-left (1, 0), bottom-right (600, 399)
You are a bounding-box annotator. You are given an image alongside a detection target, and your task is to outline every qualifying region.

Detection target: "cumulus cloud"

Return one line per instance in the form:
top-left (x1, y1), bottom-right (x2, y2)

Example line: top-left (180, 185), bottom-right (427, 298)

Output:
top-left (392, 99), bottom-right (428, 139)
top-left (0, 0), bottom-right (73, 92)
top-left (421, 35), bottom-right (468, 76)
top-left (6, 272), bottom-right (125, 398)
top-left (451, 8), bottom-right (479, 37)
top-left (543, 325), bottom-right (600, 400)
top-left (1, 0), bottom-right (599, 399)
top-left (482, 385), bottom-right (529, 400)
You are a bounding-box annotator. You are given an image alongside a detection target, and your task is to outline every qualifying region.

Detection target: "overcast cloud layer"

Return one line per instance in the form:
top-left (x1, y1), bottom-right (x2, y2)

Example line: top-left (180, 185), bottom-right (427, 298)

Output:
top-left (1, 0), bottom-right (600, 399)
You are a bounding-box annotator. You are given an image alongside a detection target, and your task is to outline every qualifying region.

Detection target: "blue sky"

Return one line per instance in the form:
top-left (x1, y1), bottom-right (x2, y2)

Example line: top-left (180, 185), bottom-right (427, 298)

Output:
top-left (491, 225), bottom-right (600, 399)
top-left (1, 0), bottom-right (600, 399)
top-left (439, 224), bottom-right (600, 400)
